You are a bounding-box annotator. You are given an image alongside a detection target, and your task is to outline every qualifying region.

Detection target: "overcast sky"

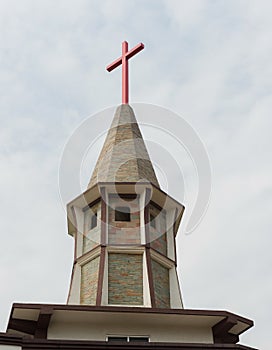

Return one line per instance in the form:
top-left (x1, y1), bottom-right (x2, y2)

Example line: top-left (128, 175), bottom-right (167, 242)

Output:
top-left (0, 1), bottom-right (271, 349)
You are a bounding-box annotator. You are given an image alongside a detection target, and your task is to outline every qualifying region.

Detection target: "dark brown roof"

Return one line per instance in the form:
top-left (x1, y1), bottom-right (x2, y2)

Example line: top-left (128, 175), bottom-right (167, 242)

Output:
top-left (0, 332), bottom-right (259, 350)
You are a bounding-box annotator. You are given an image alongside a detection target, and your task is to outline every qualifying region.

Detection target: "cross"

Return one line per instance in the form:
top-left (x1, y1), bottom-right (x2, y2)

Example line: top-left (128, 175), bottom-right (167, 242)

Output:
top-left (106, 41), bottom-right (145, 104)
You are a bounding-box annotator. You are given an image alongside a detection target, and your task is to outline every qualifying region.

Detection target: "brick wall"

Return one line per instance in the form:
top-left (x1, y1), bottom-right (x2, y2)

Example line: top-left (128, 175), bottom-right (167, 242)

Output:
top-left (108, 195), bottom-right (141, 244)
top-left (80, 256), bottom-right (100, 304)
top-left (108, 253), bottom-right (143, 305)
top-left (83, 202), bottom-right (101, 254)
top-left (151, 259), bottom-right (170, 308)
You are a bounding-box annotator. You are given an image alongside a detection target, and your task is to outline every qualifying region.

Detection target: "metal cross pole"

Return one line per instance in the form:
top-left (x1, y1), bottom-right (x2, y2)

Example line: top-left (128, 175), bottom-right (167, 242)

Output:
top-left (106, 41), bottom-right (145, 104)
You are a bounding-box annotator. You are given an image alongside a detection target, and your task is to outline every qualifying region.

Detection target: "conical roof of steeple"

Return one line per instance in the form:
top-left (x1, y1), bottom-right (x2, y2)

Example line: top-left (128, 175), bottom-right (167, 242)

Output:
top-left (88, 104), bottom-right (160, 189)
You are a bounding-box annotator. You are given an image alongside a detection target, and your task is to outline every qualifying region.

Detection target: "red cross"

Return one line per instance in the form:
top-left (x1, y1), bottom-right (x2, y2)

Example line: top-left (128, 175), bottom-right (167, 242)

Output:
top-left (106, 41), bottom-right (145, 104)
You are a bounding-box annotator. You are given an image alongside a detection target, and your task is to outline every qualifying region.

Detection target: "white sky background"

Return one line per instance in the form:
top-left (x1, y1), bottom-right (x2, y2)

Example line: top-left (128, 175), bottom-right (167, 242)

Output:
top-left (0, 0), bottom-right (271, 349)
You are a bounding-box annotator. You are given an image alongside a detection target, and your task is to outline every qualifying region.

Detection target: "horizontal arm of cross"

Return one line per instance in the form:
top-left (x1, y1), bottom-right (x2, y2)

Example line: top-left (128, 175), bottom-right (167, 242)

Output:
top-left (126, 42), bottom-right (144, 60)
top-left (106, 57), bottom-right (122, 72)
top-left (106, 43), bottom-right (144, 72)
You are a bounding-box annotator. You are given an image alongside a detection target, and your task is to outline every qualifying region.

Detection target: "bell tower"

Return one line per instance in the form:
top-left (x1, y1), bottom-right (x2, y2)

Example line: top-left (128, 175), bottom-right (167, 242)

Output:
top-left (66, 103), bottom-right (184, 309)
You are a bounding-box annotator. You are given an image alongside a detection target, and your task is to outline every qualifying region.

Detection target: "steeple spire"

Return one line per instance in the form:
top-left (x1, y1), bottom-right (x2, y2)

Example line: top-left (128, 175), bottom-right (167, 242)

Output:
top-left (88, 104), bottom-right (160, 189)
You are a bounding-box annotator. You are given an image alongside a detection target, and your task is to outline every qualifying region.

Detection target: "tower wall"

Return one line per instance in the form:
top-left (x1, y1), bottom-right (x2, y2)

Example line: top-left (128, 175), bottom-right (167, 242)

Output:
top-left (108, 194), bottom-right (141, 245)
top-left (108, 253), bottom-right (143, 305)
top-left (80, 256), bottom-right (100, 304)
top-left (83, 201), bottom-right (101, 254)
top-left (67, 185), bottom-right (183, 309)
top-left (151, 259), bottom-right (170, 308)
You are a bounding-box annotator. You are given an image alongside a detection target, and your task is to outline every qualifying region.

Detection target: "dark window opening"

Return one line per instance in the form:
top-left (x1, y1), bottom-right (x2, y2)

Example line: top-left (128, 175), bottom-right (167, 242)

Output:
top-left (119, 194), bottom-right (137, 201)
top-left (150, 214), bottom-right (156, 228)
top-left (90, 212), bottom-right (97, 229)
top-left (107, 336), bottom-right (149, 343)
top-left (129, 337), bottom-right (149, 343)
top-left (107, 337), bottom-right (127, 343)
top-left (115, 206), bottom-right (131, 221)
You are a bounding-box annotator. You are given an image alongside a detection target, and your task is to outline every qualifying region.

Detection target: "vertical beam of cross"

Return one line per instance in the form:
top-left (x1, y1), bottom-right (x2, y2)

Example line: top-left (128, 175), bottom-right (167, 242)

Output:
top-left (122, 41), bottom-right (129, 104)
top-left (106, 41), bottom-right (145, 104)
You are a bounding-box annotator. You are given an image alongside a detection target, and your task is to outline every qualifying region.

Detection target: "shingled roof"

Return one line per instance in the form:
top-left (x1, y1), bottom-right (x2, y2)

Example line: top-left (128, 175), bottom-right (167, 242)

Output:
top-left (88, 104), bottom-right (160, 189)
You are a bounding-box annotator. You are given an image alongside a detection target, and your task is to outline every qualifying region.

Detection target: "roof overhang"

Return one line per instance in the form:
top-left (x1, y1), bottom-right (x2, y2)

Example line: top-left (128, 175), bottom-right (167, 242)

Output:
top-left (6, 303), bottom-right (254, 344)
top-left (67, 182), bottom-right (185, 236)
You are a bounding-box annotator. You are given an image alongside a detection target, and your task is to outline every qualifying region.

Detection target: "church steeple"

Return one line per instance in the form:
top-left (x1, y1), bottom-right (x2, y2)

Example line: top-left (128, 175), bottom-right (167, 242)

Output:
top-left (67, 103), bottom-right (184, 308)
top-left (66, 41), bottom-right (185, 308)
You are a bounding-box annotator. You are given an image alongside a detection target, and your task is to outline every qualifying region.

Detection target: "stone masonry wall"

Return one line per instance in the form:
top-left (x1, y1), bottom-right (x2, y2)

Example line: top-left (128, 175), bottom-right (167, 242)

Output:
top-left (83, 202), bottom-right (101, 254)
top-left (108, 195), bottom-right (141, 245)
top-left (151, 259), bottom-right (170, 308)
top-left (80, 256), bottom-right (100, 305)
top-left (108, 253), bottom-right (143, 305)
